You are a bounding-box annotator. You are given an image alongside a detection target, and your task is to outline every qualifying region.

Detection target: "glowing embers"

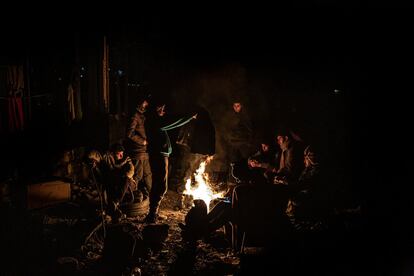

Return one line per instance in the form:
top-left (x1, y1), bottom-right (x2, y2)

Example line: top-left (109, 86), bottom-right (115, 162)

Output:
top-left (183, 156), bottom-right (224, 212)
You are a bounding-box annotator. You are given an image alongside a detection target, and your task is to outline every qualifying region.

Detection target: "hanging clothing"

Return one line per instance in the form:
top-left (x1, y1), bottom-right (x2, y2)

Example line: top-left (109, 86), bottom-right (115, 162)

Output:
top-left (6, 66), bottom-right (25, 132)
top-left (67, 63), bottom-right (83, 124)
top-left (67, 84), bottom-right (76, 122)
top-left (7, 95), bottom-right (24, 132)
top-left (6, 66), bottom-right (24, 93)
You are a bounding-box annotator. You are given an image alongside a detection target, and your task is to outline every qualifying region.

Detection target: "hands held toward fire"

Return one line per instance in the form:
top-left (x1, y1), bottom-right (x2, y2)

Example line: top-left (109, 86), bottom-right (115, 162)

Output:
top-left (119, 158), bottom-right (129, 166)
top-left (248, 158), bottom-right (260, 168)
top-left (273, 175), bottom-right (288, 185)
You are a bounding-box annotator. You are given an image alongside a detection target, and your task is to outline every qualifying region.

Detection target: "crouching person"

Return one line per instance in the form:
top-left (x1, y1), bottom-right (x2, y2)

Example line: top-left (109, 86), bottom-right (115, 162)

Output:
top-left (86, 143), bottom-right (135, 221)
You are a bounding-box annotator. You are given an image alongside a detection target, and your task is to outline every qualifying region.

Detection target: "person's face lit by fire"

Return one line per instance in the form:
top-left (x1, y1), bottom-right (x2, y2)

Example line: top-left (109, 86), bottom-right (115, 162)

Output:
top-left (304, 147), bottom-right (317, 168)
top-left (276, 135), bottom-right (289, 150)
top-left (114, 151), bottom-right (124, 161)
top-left (142, 100), bottom-right (149, 110)
top-left (156, 104), bottom-right (166, 117)
top-left (137, 100), bottom-right (149, 113)
top-left (304, 156), bottom-right (311, 167)
top-left (261, 143), bottom-right (270, 152)
top-left (233, 102), bottom-right (242, 113)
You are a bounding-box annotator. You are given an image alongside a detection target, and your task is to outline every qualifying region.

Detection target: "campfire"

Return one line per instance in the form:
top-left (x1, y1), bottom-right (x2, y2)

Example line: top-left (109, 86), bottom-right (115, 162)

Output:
top-left (183, 156), bottom-right (224, 212)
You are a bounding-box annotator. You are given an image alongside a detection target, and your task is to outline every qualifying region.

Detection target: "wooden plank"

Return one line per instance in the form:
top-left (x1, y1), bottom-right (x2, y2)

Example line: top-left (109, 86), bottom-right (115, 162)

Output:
top-left (27, 179), bottom-right (71, 209)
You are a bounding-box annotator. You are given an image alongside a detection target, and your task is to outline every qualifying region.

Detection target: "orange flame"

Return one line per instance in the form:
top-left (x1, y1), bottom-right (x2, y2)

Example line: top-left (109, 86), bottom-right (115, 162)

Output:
top-left (183, 156), bottom-right (224, 212)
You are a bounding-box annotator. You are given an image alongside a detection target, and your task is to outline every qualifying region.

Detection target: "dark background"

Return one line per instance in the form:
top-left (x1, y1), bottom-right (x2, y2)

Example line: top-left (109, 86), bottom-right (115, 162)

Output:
top-left (1, 5), bottom-right (413, 273)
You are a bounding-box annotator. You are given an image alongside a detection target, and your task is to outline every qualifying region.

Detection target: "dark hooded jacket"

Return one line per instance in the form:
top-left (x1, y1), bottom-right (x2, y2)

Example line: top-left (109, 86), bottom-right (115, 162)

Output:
top-left (176, 106), bottom-right (216, 155)
top-left (125, 107), bottom-right (148, 159)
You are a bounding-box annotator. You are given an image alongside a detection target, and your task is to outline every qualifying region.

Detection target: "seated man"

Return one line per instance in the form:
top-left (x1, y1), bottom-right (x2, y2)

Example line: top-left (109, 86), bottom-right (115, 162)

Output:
top-left (247, 136), bottom-right (280, 183)
top-left (271, 127), bottom-right (305, 185)
top-left (231, 142), bottom-right (329, 249)
top-left (86, 143), bottom-right (135, 219)
top-left (286, 145), bottom-right (331, 230)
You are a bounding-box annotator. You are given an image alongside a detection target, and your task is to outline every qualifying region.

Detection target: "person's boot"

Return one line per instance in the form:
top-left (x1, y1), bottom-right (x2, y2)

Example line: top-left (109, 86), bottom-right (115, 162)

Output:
top-left (145, 204), bottom-right (159, 223)
top-left (176, 195), bottom-right (185, 210)
top-left (144, 211), bottom-right (157, 223)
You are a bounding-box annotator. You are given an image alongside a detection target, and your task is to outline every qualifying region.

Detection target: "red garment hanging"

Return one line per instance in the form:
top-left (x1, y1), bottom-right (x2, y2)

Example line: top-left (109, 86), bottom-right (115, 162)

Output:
top-left (7, 95), bottom-right (24, 132)
top-left (6, 65), bottom-right (25, 132)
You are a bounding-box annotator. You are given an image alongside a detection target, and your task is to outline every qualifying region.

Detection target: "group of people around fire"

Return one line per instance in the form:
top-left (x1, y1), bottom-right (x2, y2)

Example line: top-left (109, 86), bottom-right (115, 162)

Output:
top-left (86, 94), bottom-right (198, 223)
top-left (179, 100), bottom-right (333, 251)
top-left (86, 93), bottom-right (333, 251)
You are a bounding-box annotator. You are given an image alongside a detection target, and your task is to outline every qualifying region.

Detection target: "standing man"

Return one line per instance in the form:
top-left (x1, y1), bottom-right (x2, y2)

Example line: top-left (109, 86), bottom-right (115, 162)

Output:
top-left (145, 100), bottom-right (197, 223)
top-left (226, 100), bottom-right (254, 184)
top-left (124, 96), bottom-right (152, 202)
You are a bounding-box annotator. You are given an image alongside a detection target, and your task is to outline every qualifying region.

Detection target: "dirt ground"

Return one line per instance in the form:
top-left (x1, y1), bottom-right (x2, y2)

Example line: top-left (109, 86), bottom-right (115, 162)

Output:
top-left (138, 190), bottom-right (240, 276)
top-left (71, 189), bottom-right (240, 275)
